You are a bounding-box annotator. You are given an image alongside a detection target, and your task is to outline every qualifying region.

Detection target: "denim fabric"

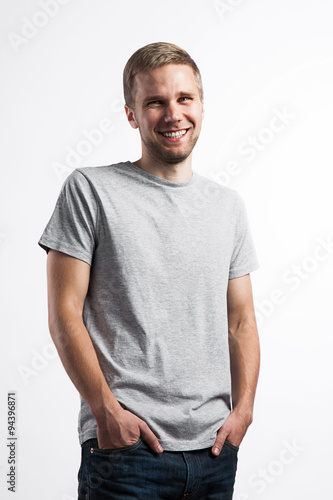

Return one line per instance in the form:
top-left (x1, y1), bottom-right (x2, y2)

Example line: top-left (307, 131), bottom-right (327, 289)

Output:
top-left (78, 437), bottom-right (238, 499)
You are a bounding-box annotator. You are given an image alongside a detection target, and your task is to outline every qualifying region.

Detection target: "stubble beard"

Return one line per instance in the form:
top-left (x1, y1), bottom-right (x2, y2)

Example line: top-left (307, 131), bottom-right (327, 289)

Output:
top-left (141, 131), bottom-right (200, 165)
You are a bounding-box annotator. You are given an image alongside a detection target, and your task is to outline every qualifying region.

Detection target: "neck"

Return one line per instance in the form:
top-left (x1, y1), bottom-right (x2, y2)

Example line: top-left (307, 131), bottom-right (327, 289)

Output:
top-left (133, 152), bottom-right (193, 183)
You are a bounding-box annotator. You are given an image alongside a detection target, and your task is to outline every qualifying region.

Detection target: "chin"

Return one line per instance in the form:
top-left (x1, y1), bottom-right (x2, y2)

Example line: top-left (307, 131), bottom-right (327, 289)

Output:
top-left (156, 148), bottom-right (192, 164)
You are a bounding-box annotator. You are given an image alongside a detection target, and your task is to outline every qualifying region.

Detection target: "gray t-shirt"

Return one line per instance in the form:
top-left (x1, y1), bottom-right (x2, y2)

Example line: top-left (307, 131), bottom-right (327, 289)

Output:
top-left (38, 161), bottom-right (259, 451)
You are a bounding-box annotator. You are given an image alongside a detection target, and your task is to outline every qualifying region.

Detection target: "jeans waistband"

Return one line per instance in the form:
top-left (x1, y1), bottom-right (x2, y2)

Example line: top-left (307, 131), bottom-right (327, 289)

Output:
top-left (82, 437), bottom-right (98, 448)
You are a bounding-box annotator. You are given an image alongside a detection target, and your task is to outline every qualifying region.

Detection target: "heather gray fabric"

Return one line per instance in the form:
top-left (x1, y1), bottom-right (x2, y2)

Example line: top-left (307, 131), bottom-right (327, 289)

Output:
top-left (38, 161), bottom-right (259, 451)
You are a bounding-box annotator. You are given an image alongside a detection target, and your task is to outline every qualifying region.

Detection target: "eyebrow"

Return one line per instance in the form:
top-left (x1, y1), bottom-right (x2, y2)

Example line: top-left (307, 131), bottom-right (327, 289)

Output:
top-left (142, 91), bottom-right (198, 105)
top-left (142, 95), bottom-right (164, 105)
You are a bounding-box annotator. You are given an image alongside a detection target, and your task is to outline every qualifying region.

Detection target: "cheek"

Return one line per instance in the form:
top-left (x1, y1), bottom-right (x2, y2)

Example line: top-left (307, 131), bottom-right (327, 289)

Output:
top-left (194, 109), bottom-right (204, 125)
top-left (186, 104), bottom-right (203, 123)
top-left (146, 114), bottom-right (163, 131)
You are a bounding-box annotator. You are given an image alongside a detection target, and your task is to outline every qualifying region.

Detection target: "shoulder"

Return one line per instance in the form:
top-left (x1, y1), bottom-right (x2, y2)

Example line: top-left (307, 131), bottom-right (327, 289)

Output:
top-left (76, 162), bottom-right (128, 180)
top-left (63, 162), bottom-right (128, 190)
top-left (194, 171), bottom-right (244, 208)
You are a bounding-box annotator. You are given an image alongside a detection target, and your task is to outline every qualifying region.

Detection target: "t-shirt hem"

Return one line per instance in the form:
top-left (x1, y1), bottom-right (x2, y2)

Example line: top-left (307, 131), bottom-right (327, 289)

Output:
top-left (79, 429), bottom-right (97, 446)
top-left (79, 429), bottom-right (217, 452)
top-left (38, 238), bottom-right (92, 266)
top-left (158, 436), bottom-right (217, 451)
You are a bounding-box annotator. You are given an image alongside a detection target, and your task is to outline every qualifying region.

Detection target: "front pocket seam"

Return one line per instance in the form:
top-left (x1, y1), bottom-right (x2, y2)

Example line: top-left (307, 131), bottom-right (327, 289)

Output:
top-left (224, 440), bottom-right (239, 452)
top-left (92, 437), bottom-right (143, 454)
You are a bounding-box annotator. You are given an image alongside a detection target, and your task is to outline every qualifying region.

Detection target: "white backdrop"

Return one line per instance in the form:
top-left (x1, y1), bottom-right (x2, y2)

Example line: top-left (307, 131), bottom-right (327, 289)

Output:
top-left (1, 0), bottom-right (332, 499)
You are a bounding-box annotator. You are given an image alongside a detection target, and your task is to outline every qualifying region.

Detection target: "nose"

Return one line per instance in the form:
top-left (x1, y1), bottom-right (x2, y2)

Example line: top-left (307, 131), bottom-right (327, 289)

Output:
top-left (164, 101), bottom-right (181, 123)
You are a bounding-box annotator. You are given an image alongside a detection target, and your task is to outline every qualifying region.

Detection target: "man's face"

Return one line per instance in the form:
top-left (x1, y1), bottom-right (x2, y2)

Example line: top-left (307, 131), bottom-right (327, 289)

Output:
top-left (125, 64), bottom-right (204, 165)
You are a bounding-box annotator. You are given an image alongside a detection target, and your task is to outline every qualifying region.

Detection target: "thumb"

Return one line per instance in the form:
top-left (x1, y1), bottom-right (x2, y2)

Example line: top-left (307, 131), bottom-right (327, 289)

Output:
top-left (139, 421), bottom-right (163, 454)
top-left (212, 429), bottom-right (227, 456)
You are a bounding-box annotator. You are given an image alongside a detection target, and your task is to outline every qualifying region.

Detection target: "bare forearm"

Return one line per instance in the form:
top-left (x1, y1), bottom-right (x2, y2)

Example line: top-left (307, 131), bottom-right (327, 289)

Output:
top-left (210, 275), bottom-right (261, 455)
top-left (228, 319), bottom-right (260, 417)
top-left (49, 310), bottom-right (121, 421)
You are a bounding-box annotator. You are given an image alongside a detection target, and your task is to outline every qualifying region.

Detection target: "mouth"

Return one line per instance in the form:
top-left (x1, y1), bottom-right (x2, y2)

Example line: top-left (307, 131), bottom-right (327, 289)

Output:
top-left (158, 128), bottom-right (189, 139)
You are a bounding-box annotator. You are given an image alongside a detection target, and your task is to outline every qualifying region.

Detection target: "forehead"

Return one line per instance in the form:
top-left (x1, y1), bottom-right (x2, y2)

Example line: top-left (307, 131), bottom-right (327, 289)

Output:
top-left (133, 64), bottom-right (200, 101)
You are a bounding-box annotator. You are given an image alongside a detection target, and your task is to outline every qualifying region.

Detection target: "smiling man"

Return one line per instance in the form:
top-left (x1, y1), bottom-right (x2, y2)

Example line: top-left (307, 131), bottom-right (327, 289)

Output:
top-left (125, 63), bottom-right (203, 174)
top-left (38, 42), bottom-right (260, 499)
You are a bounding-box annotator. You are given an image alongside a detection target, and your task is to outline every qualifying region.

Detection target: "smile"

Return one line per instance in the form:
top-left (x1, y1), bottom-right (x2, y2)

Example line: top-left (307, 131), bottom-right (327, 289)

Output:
top-left (159, 129), bottom-right (188, 138)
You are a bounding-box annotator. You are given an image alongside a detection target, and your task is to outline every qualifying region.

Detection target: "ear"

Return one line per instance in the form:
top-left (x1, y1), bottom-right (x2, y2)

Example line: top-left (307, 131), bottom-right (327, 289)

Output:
top-left (201, 100), bottom-right (205, 120)
top-left (124, 104), bottom-right (139, 129)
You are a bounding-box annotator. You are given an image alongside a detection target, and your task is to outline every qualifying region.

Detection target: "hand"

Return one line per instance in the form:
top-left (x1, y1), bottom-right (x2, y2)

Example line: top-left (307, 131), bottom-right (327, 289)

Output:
top-left (211, 408), bottom-right (253, 456)
top-left (96, 406), bottom-right (163, 454)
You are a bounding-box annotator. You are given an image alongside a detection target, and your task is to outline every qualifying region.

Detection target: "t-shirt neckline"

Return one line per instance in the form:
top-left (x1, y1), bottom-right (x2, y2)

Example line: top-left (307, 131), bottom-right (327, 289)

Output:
top-left (125, 161), bottom-right (197, 188)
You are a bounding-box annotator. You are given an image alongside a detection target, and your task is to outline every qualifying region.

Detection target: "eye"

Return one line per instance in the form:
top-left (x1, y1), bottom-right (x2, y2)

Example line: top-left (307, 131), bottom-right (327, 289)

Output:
top-left (179, 97), bottom-right (192, 102)
top-left (147, 100), bottom-right (162, 107)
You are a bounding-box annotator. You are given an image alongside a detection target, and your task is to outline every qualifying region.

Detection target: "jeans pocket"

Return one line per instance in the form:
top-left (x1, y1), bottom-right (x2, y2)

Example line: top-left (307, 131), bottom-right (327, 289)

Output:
top-left (224, 440), bottom-right (240, 453)
top-left (91, 437), bottom-right (143, 455)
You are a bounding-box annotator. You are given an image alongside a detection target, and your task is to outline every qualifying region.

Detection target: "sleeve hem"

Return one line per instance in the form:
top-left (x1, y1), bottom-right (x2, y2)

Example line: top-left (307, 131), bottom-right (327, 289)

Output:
top-left (229, 261), bottom-right (259, 280)
top-left (38, 238), bottom-right (92, 266)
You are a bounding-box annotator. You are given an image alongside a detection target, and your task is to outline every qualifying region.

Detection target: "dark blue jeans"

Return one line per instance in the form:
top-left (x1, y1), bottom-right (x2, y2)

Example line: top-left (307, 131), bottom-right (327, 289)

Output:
top-left (78, 437), bottom-right (238, 499)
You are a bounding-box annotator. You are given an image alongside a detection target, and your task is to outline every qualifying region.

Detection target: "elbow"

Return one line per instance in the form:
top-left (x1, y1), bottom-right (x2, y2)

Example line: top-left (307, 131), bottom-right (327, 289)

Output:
top-left (228, 315), bottom-right (259, 353)
top-left (47, 302), bottom-right (83, 346)
top-left (47, 305), bottom-right (73, 343)
top-left (48, 311), bottom-right (61, 343)
top-left (228, 309), bottom-right (258, 338)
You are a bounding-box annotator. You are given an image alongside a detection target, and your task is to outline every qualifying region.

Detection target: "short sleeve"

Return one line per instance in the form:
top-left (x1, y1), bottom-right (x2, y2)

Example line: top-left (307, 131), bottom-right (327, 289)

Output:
top-left (38, 169), bottom-right (99, 266)
top-left (229, 194), bottom-right (259, 279)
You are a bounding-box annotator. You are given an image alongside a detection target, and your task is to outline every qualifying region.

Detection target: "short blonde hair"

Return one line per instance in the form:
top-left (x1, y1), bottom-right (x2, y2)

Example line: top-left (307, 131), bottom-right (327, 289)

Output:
top-left (123, 42), bottom-right (203, 109)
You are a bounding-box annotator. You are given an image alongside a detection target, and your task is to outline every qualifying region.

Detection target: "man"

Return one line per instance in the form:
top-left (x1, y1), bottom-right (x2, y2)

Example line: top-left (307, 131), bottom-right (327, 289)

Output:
top-left (38, 42), bottom-right (260, 499)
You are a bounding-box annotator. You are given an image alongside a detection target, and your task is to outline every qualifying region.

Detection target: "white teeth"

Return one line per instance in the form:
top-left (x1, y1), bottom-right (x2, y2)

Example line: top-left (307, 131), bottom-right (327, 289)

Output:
top-left (162, 130), bottom-right (187, 138)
